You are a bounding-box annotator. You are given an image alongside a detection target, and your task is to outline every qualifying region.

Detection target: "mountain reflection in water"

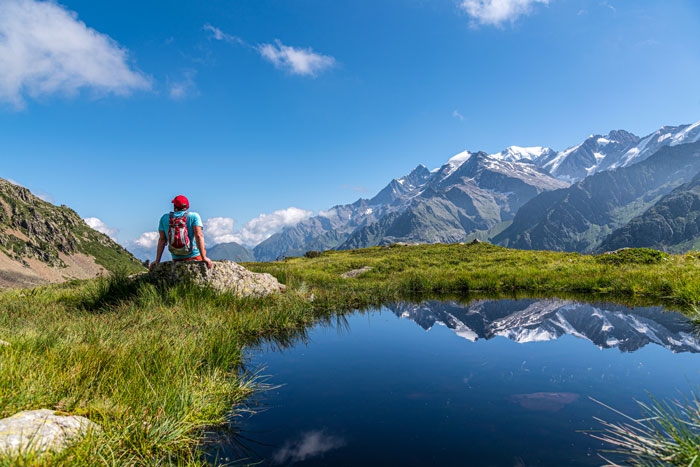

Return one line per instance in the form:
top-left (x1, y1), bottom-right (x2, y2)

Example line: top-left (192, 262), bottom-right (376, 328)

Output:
top-left (387, 299), bottom-right (700, 353)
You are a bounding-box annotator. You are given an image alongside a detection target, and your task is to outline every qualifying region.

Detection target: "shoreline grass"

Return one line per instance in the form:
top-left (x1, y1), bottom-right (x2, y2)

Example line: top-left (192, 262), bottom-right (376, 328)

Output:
top-left (247, 243), bottom-right (700, 310)
top-left (1, 243), bottom-right (700, 465)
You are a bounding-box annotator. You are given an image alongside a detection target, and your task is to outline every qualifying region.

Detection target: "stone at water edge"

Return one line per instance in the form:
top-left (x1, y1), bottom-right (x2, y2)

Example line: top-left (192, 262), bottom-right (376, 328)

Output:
top-left (340, 266), bottom-right (373, 279)
top-left (0, 409), bottom-right (100, 456)
top-left (148, 260), bottom-right (286, 297)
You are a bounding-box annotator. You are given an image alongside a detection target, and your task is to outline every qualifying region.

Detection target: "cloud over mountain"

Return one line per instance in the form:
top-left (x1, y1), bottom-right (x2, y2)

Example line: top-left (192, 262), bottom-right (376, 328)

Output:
top-left (204, 207), bottom-right (314, 247)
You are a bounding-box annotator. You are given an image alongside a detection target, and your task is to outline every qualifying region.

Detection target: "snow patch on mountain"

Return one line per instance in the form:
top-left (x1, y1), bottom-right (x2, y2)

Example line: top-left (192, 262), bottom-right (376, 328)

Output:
top-left (615, 120), bottom-right (700, 168)
top-left (491, 146), bottom-right (554, 163)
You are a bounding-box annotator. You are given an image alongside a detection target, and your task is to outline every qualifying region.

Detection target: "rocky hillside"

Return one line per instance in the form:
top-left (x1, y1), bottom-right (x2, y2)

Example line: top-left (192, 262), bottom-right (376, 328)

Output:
top-left (598, 171), bottom-right (700, 253)
top-left (0, 178), bottom-right (144, 288)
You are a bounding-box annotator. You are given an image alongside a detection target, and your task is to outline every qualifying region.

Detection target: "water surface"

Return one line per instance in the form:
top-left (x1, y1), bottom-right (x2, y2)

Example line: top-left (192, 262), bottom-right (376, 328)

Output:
top-left (210, 299), bottom-right (700, 466)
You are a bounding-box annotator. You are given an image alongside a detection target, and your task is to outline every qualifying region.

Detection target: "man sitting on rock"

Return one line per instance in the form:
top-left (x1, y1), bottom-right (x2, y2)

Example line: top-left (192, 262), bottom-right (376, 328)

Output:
top-left (150, 195), bottom-right (213, 270)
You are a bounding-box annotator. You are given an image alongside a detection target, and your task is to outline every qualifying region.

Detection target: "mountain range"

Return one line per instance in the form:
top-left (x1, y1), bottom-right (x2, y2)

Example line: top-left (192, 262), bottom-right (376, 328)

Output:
top-left (212, 120), bottom-right (700, 261)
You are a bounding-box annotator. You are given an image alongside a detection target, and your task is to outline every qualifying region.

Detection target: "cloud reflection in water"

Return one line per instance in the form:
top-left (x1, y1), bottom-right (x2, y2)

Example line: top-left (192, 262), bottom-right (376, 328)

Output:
top-left (272, 430), bottom-right (346, 464)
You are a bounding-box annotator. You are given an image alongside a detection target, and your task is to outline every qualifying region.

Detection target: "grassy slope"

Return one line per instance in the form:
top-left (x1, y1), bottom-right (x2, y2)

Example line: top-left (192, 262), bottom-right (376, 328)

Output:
top-left (2, 244), bottom-right (700, 465)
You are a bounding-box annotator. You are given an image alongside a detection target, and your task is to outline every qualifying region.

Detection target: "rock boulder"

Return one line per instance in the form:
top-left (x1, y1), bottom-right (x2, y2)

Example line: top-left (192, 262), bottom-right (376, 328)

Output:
top-left (148, 260), bottom-right (285, 297)
top-left (0, 409), bottom-right (99, 456)
top-left (340, 266), bottom-right (373, 279)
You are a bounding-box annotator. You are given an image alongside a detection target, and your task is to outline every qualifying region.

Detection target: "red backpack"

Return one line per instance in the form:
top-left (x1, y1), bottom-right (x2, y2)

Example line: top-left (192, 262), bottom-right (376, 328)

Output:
top-left (168, 212), bottom-right (194, 256)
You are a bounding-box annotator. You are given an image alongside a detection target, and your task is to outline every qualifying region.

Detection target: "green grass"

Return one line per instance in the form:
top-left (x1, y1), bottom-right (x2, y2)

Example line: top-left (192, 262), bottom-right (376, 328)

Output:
top-left (247, 243), bottom-right (700, 308)
top-left (591, 394), bottom-right (700, 466)
top-left (2, 243), bottom-right (700, 465)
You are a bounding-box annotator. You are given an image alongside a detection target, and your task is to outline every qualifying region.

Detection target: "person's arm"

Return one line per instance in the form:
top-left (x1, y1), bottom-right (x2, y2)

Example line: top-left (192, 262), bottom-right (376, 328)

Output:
top-left (193, 225), bottom-right (213, 269)
top-left (150, 231), bottom-right (168, 270)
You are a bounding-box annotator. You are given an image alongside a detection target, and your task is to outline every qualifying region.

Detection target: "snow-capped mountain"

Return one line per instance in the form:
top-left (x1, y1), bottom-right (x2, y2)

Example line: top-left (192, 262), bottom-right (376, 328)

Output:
top-left (491, 146), bottom-right (558, 166)
top-left (537, 121), bottom-right (700, 183)
top-left (387, 299), bottom-right (700, 353)
top-left (542, 130), bottom-right (640, 183)
top-left (494, 141), bottom-right (700, 252)
top-left (614, 121), bottom-right (700, 168)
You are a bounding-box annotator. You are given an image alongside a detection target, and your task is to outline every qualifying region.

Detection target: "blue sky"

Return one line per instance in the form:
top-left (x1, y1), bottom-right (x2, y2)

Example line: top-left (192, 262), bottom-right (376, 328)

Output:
top-left (1, 0), bottom-right (699, 257)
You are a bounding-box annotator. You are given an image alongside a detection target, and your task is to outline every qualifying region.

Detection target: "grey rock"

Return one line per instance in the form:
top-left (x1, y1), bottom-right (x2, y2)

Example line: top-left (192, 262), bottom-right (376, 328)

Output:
top-left (340, 266), bottom-right (373, 279)
top-left (0, 409), bottom-right (99, 456)
top-left (148, 260), bottom-right (285, 297)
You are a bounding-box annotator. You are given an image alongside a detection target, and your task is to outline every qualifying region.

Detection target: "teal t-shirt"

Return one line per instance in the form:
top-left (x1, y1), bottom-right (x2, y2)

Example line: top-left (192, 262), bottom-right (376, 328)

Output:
top-left (159, 211), bottom-right (203, 259)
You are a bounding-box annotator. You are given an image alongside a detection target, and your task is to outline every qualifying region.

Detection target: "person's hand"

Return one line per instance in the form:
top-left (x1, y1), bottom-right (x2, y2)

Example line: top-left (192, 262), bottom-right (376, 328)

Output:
top-left (149, 261), bottom-right (159, 271)
top-left (203, 257), bottom-right (213, 269)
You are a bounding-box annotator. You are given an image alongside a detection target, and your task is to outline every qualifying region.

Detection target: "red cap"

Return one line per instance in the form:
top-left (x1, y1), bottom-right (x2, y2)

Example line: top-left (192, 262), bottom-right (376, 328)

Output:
top-left (172, 195), bottom-right (189, 208)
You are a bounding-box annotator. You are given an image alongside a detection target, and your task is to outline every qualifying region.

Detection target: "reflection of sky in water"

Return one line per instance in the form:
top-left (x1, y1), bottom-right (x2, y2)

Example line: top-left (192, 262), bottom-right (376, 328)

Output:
top-left (210, 300), bottom-right (700, 466)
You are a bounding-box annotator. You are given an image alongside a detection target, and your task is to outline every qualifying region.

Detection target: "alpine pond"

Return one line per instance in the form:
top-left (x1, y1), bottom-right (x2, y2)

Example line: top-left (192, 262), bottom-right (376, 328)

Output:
top-left (208, 298), bottom-right (700, 466)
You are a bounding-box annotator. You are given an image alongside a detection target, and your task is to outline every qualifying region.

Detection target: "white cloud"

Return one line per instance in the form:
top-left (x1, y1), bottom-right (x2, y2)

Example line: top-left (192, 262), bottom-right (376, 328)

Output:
top-left (204, 207), bottom-right (313, 247)
top-left (84, 217), bottom-right (119, 240)
top-left (133, 231), bottom-right (159, 249)
top-left (258, 40), bottom-right (335, 77)
top-left (0, 0), bottom-right (150, 108)
top-left (203, 217), bottom-right (239, 245)
top-left (459, 0), bottom-right (550, 27)
top-left (203, 23), bottom-right (245, 45)
top-left (124, 231), bottom-right (160, 261)
top-left (168, 70), bottom-right (198, 100)
top-left (203, 25), bottom-right (335, 78)
top-left (601, 1), bottom-right (616, 13)
top-left (452, 110), bottom-right (465, 121)
top-left (273, 430), bottom-right (345, 464)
